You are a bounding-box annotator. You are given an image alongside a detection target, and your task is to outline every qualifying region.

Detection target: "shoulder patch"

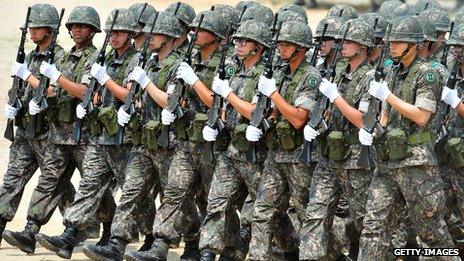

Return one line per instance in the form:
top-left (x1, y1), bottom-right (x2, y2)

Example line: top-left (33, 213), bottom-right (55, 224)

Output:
top-left (308, 77), bottom-right (318, 88)
top-left (225, 65), bottom-right (236, 77)
top-left (384, 58), bottom-right (393, 68)
top-left (424, 71), bottom-right (437, 84)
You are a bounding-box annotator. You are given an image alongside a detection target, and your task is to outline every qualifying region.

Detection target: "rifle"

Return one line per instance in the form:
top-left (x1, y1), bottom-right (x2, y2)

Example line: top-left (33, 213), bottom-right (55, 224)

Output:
top-left (299, 22), bottom-right (351, 164)
top-left (137, 3), bottom-right (148, 23)
top-left (116, 12), bottom-right (158, 145)
top-left (246, 16), bottom-right (282, 163)
top-left (72, 10), bottom-right (119, 143)
top-left (4, 7), bottom-right (31, 142)
top-left (441, 21), bottom-right (455, 67)
top-left (26, 8), bottom-right (65, 139)
top-left (311, 23), bottom-right (327, 67)
top-left (157, 13), bottom-right (205, 149)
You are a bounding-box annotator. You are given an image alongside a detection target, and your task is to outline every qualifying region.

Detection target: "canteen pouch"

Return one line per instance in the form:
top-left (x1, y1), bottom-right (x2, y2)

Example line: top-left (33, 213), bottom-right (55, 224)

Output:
top-left (57, 95), bottom-right (76, 123)
top-left (128, 115), bottom-right (142, 145)
top-left (445, 138), bottom-right (464, 168)
top-left (232, 123), bottom-right (249, 152)
top-left (276, 120), bottom-right (302, 151)
top-left (327, 131), bottom-right (349, 161)
top-left (187, 113), bottom-right (207, 143)
top-left (98, 106), bottom-right (118, 136)
top-left (143, 120), bottom-right (162, 150)
top-left (386, 128), bottom-right (408, 161)
top-left (88, 108), bottom-right (102, 136)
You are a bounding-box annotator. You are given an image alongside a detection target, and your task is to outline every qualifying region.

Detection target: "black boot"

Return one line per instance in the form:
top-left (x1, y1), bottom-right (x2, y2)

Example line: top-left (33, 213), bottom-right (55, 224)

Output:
top-left (139, 233), bottom-right (155, 251)
top-left (180, 239), bottom-right (200, 260)
top-left (35, 224), bottom-right (78, 259)
top-left (82, 236), bottom-right (128, 261)
top-left (235, 225), bottom-right (251, 260)
top-left (200, 249), bottom-right (216, 261)
top-left (0, 217), bottom-right (7, 246)
top-left (96, 221), bottom-right (112, 246)
top-left (3, 219), bottom-right (40, 254)
top-left (124, 236), bottom-right (170, 261)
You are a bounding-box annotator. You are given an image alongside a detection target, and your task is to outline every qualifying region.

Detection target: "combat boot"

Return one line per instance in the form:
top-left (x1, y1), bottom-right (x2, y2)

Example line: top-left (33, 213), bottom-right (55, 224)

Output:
top-left (235, 225), bottom-right (251, 260)
top-left (180, 239), bottom-right (200, 260)
top-left (0, 217), bottom-right (7, 246)
top-left (124, 236), bottom-right (170, 261)
top-left (96, 221), bottom-right (112, 246)
top-left (82, 236), bottom-right (128, 261)
top-left (3, 219), bottom-right (40, 253)
top-left (139, 233), bottom-right (155, 251)
top-left (35, 224), bottom-right (78, 259)
top-left (200, 249), bottom-right (216, 261)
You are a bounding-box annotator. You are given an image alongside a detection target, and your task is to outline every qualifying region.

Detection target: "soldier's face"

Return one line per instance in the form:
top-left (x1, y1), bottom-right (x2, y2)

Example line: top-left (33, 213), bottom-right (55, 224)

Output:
top-left (234, 38), bottom-right (258, 58)
top-left (277, 41), bottom-right (298, 60)
top-left (150, 34), bottom-right (167, 50)
top-left (70, 24), bottom-right (93, 44)
top-left (341, 40), bottom-right (361, 58)
top-left (451, 45), bottom-right (464, 59)
top-left (320, 38), bottom-right (335, 57)
top-left (193, 29), bottom-right (216, 46)
top-left (110, 31), bottom-right (130, 49)
top-left (390, 41), bottom-right (410, 59)
top-left (29, 27), bottom-right (51, 44)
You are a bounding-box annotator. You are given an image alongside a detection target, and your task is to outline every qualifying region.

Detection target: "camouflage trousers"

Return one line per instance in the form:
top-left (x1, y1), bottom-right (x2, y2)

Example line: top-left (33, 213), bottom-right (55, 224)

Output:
top-left (0, 130), bottom-right (74, 222)
top-left (299, 156), bottom-right (373, 260)
top-left (249, 150), bottom-right (315, 260)
top-left (199, 153), bottom-right (264, 254)
top-left (152, 141), bottom-right (216, 243)
top-left (358, 165), bottom-right (456, 260)
top-left (111, 145), bottom-right (174, 241)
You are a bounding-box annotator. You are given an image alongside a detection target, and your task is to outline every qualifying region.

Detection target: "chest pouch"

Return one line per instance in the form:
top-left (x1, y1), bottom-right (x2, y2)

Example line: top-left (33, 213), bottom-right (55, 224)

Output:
top-left (98, 106), bottom-right (118, 136)
top-left (143, 120), bottom-right (162, 150)
top-left (327, 131), bottom-right (349, 161)
top-left (186, 113), bottom-right (207, 143)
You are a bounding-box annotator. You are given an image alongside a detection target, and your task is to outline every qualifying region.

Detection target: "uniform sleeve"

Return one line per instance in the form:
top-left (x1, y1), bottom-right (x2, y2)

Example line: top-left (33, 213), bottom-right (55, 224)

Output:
top-left (358, 70), bottom-right (375, 113)
top-left (415, 69), bottom-right (439, 113)
top-left (294, 70), bottom-right (321, 111)
top-left (80, 50), bottom-right (99, 86)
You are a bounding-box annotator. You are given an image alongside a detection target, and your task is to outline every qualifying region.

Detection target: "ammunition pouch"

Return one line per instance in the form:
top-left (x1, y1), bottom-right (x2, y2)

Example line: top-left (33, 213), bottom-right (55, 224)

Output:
top-left (128, 115), bottom-right (142, 145)
top-left (142, 120), bottom-right (162, 150)
top-left (386, 128), bottom-right (409, 161)
top-left (276, 120), bottom-right (302, 151)
top-left (326, 131), bottom-right (351, 161)
top-left (57, 95), bottom-right (76, 123)
top-left (171, 116), bottom-right (189, 141)
top-left (88, 108), bottom-right (102, 136)
top-left (232, 123), bottom-right (249, 152)
top-left (445, 138), bottom-right (464, 169)
top-left (186, 113), bottom-right (207, 143)
top-left (98, 106), bottom-right (118, 136)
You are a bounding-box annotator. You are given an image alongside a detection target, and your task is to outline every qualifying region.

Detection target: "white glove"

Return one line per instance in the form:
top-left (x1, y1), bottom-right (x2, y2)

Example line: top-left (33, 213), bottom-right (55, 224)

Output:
top-left (176, 62), bottom-right (199, 85)
top-left (441, 86), bottom-right (462, 109)
top-left (28, 99), bottom-right (42, 115)
top-left (258, 75), bottom-right (277, 97)
top-left (303, 125), bottom-right (319, 142)
top-left (368, 80), bottom-right (391, 102)
top-left (3, 103), bottom-right (18, 119)
top-left (212, 76), bottom-right (232, 98)
top-left (358, 128), bottom-right (373, 146)
top-left (161, 108), bottom-right (176, 125)
top-left (117, 106), bottom-right (131, 126)
top-left (319, 78), bottom-right (340, 103)
top-left (76, 104), bottom-right (87, 119)
top-left (129, 66), bottom-right (151, 89)
top-left (245, 125), bottom-right (262, 142)
top-left (90, 63), bottom-right (110, 85)
top-left (39, 61), bottom-right (62, 82)
top-left (12, 62), bottom-right (31, 81)
top-left (202, 126), bottom-right (218, 142)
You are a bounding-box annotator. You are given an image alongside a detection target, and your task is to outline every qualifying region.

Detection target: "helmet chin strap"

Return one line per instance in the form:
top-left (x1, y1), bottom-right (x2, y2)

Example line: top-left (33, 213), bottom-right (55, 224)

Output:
top-left (282, 46), bottom-right (301, 63)
top-left (393, 43), bottom-right (414, 63)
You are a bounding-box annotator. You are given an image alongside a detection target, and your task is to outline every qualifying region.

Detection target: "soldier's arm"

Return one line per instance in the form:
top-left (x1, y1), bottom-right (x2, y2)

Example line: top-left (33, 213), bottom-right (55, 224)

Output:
top-left (456, 102), bottom-right (464, 117)
top-left (333, 97), bottom-right (364, 128)
top-left (25, 75), bottom-right (40, 88)
top-left (226, 93), bottom-right (256, 120)
top-left (270, 92), bottom-right (309, 129)
top-left (192, 80), bottom-right (213, 108)
top-left (145, 82), bottom-right (168, 108)
top-left (56, 77), bottom-right (87, 100)
top-left (104, 79), bottom-right (129, 102)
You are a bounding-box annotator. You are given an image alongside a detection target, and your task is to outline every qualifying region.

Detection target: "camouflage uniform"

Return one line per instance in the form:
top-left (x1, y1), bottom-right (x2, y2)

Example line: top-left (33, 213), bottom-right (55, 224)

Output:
top-left (326, 4), bottom-right (358, 20)
top-left (240, 5), bottom-right (274, 27)
top-left (246, 21), bottom-right (320, 260)
top-left (165, 2), bottom-right (195, 55)
top-left (358, 16), bottom-right (456, 260)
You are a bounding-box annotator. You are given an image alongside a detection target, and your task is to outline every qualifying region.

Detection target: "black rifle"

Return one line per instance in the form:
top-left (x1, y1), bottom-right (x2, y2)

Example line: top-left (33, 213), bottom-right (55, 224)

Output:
top-left (137, 3), bottom-right (148, 23)
top-left (26, 8), bottom-right (65, 138)
top-left (157, 14), bottom-right (205, 149)
top-left (72, 10), bottom-right (119, 142)
top-left (5, 7), bottom-right (31, 142)
top-left (116, 12), bottom-right (158, 145)
top-left (441, 21), bottom-right (455, 67)
top-left (311, 23), bottom-right (327, 67)
top-left (299, 22), bottom-right (351, 164)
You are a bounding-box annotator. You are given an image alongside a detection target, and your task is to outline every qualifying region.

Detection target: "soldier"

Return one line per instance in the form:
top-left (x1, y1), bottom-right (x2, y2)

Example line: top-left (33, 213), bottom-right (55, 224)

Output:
top-left (165, 2), bottom-right (196, 53)
top-left (197, 19), bottom-right (272, 261)
top-left (79, 11), bottom-right (184, 260)
top-left (421, 8), bottom-right (451, 62)
top-left (358, 16), bottom-right (457, 259)
top-left (128, 3), bottom-right (156, 51)
top-left (0, 3), bottom-right (70, 250)
top-left (123, 10), bottom-right (237, 261)
top-left (358, 13), bottom-right (388, 64)
top-left (33, 8), bottom-right (141, 259)
top-left (245, 20), bottom-right (321, 260)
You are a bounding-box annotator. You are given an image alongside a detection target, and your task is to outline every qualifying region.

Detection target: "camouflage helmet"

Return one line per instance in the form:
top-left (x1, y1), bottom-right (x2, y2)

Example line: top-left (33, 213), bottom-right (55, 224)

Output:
top-left (278, 20), bottom-right (312, 48)
top-left (235, 1), bottom-right (260, 13)
top-left (378, 0), bottom-right (409, 22)
top-left (389, 15), bottom-right (424, 43)
top-left (232, 20), bottom-right (272, 48)
top-left (417, 15), bottom-right (437, 42)
top-left (165, 2), bottom-right (196, 26)
top-left (278, 4), bottom-right (308, 24)
top-left (358, 13), bottom-right (387, 39)
top-left (421, 8), bottom-right (450, 32)
top-left (278, 10), bottom-right (307, 24)
top-left (326, 4), bottom-right (358, 20)
top-left (240, 5), bottom-right (274, 27)
top-left (128, 3), bottom-right (156, 25)
top-left (455, 5), bottom-right (464, 23)
top-left (340, 19), bottom-right (375, 47)
top-left (413, 0), bottom-right (442, 15)
top-left (104, 8), bottom-right (139, 34)
top-left (142, 11), bottom-right (181, 38)
top-left (65, 6), bottom-right (101, 33)
top-left (29, 4), bottom-right (59, 29)
top-left (213, 4), bottom-right (240, 31)
top-left (190, 11), bottom-right (228, 39)
top-left (447, 22), bottom-right (464, 46)
top-left (314, 16), bottom-right (347, 39)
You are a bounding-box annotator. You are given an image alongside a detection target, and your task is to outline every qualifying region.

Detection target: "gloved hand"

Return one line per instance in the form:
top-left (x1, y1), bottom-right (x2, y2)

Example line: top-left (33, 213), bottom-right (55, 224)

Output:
top-left (90, 63), bottom-right (110, 86)
top-left (258, 75), bottom-right (277, 97)
top-left (40, 61), bottom-right (62, 82)
top-left (358, 128), bottom-right (373, 146)
top-left (212, 76), bottom-right (232, 98)
top-left (202, 126), bottom-right (218, 142)
top-left (303, 125), bottom-right (318, 142)
top-left (28, 99), bottom-right (42, 115)
top-left (3, 103), bottom-right (18, 119)
top-left (76, 104), bottom-right (87, 119)
top-left (176, 62), bottom-right (199, 85)
top-left (441, 86), bottom-right (462, 109)
top-left (245, 125), bottom-right (262, 142)
top-left (368, 80), bottom-right (391, 102)
top-left (12, 62), bottom-right (31, 81)
top-left (117, 106), bottom-right (130, 126)
top-left (161, 108), bottom-right (176, 125)
top-left (319, 78), bottom-right (340, 103)
top-left (128, 66), bottom-right (151, 89)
